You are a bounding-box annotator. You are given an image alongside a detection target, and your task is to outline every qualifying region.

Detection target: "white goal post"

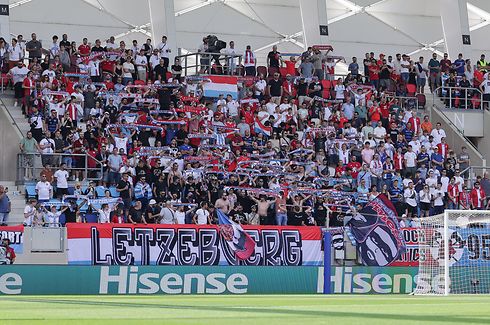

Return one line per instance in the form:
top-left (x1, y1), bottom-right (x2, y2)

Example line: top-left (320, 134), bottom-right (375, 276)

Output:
top-left (413, 210), bottom-right (490, 295)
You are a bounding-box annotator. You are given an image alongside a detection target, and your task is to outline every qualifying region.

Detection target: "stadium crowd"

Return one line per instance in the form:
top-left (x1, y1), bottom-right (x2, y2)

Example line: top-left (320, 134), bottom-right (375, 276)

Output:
top-left (1, 32), bottom-right (490, 228)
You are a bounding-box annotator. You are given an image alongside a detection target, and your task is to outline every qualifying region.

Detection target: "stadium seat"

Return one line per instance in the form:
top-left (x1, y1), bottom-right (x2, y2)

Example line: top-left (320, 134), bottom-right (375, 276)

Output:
top-left (279, 67), bottom-right (288, 76)
top-left (257, 66), bottom-right (267, 77)
top-left (25, 184), bottom-right (36, 200)
top-left (109, 186), bottom-right (120, 197)
top-left (67, 187), bottom-right (75, 195)
top-left (83, 213), bottom-right (99, 223)
top-left (59, 213), bottom-right (66, 226)
top-left (95, 186), bottom-right (107, 197)
top-left (406, 84), bottom-right (416, 96)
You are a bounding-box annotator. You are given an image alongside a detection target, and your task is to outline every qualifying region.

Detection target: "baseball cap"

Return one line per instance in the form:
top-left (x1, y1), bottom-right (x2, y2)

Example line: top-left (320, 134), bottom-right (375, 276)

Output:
top-left (149, 199), bottom-right (157, 205)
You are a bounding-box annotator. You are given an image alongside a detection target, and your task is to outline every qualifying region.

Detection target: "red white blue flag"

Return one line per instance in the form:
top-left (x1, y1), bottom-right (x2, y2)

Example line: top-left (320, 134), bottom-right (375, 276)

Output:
top-left (217, 209), bottom-right (256, 260)
top-left (203, 76), bottom-right (238, 99)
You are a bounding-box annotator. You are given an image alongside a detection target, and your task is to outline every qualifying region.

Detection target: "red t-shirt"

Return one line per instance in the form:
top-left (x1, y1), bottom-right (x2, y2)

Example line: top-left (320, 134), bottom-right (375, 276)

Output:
top-left (78, 44), bottom-right (91, 56)
top-left (285, 61), bottom-right (296, 76)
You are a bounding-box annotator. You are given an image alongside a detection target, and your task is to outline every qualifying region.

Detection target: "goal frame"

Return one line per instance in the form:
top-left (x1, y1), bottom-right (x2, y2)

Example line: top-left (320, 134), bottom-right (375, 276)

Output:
top-left (442, 209), bottom-right (489, 296)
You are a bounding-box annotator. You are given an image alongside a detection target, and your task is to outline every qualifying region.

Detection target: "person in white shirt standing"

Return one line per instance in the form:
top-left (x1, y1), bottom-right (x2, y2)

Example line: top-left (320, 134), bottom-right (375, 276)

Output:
top-left (35, 175), bottom-right (52, 203)
top-left (23, 199), bottom-right (37, 226)
top-left (404, 145), bottom-right (417, 177)
top-left (430, 122), bottom-right (446, 145)
top-left (8, 38), bottom-right (23, 69)
top-left (39, 131), bottom-right (55, 167)
top-left (157, 35), bottom-right (171, 69)
top-left (193, 202), bottom-right (210, 225)
top-left (49, 35), bottom-right (60, 60)
top-left (223, 41), bottom-right (237, 75)
top-left (8, 61), bottom-right (29, 107)
top-left (134, 49), bottom-right (148, 81)
top-left (479, 73), bottom-right (490, 109)
top-left (54, 163), bottom-right (70, 199)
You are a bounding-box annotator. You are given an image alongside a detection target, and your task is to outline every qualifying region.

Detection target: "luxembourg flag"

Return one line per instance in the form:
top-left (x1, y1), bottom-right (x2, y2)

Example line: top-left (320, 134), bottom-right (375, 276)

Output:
top-left (203, 76), bottom-right (238, 99)
top-left (254, 117), bottom-right (272, 137)
top-left (218, 209), bottom-right (256, 260)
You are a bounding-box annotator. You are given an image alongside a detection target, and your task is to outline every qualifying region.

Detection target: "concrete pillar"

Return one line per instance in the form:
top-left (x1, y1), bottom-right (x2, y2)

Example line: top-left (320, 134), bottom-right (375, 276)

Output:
top-left (440, 0), bottom-right (472, 59)
top-left (148, 0), bottom-right (177, 61)
top-left (0, 0), bottom-right (10, 40)
top-left (299, 0), bottom-right (329, 49)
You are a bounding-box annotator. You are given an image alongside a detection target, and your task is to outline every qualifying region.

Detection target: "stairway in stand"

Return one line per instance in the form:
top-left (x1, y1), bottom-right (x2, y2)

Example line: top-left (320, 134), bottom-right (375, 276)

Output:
top-left (0, 181), bottom-right (26, 226)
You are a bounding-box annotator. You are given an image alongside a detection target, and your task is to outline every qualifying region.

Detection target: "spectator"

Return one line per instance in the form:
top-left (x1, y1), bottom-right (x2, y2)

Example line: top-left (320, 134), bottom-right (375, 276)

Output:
top-left (0, 186), bottom-right (11, 226)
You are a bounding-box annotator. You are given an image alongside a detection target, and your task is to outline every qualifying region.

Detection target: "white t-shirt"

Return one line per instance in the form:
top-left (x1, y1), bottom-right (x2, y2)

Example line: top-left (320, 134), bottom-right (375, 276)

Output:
top-left (195, 208), bottom-right (209, 225)
top-left (157, 42), bottom-right (170, 58)
top-left (114, 136), bottom-right (128, 154)
top-left (54, 169), bottom-right (69, 189)
top-left (400, 60), bottom-right (410, 73)
top-left (10, 66), bottom-right (29, 84)
top-left (419, 190), bottom-right (431, 203)
top-left (480, 80), bottom-right (490, 94)
top-left (404, 188), bottom-right (417, 207)
top-left (88, 60), bottom-right (100, 77)
top-left (135, 55), bottom-right (148, 71)
top-left (98, 208), bottom-right (111, 223)
top-left (430, 128), bottom-right (446, 145)
top-left (254, 80), bottom-right (267, 96)
top-left (39, 138), bottom-right (55, 154)
top-left (45, 211), bottom-right (61, 227)
top-left (404, 151), bottom-right (417, 168)
top-left (8, 45), bottom-right (23, 61)
top-left (175, 210), bottom-right (186, 224)
top-left (433, 189), bottom-right (445, 206)
top-left (36, 181), bottom-right (52, 200)
top-left (24, 205), bottom-right (35, 226)
top-left (334, 84), bottom-right (346, 99)
top-left (122, 62), bottom-right (135, 78)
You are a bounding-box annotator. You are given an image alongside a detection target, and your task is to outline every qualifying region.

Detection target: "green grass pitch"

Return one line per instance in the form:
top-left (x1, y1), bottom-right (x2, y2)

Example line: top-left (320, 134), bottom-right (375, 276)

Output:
top-left (0, 295), bottom-right (489, 324)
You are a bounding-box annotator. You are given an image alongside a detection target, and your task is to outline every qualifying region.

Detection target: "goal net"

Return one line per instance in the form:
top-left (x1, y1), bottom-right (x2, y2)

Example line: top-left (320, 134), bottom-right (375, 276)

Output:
top-left (413, 210), bottom-right (490, 295)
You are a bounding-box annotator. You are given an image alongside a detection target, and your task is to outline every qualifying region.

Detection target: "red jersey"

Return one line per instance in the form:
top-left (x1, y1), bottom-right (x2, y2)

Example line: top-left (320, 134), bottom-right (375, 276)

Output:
top-left (78, 44), bottom-right (91, 56)
top-left (447, 184), bottom-right (459, 203)
top-left (285, 61), bottom-right (296, 76)
top-left (347, 161), bottom-right (361, 178)
top-left (470, 187), bottom-right (486, 209)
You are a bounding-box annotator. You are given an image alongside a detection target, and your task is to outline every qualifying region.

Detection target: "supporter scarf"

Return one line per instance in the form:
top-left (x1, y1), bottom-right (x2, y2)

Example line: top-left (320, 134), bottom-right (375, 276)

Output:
top-left (152, 83), bottom-right (181, 89)
top-left (180, 96), bottom-right (200, 103)
top-left (106, 123), bottom-right (163, 131)
top-left (135, 98), bottom-right (160, 104)
top-left (119, 93), bottom-right (142, 99)
top-left (223, 186), bottom-right (281, 197)
top-left (187, 133), bottom-right (215, 139)
top-left (88, 198), bottom-right (122, 205)
top-left (41, 202), bottom-right (70, 207)
top-left (149, 118), bottom-right (187, 125)
top-left (64, 73), bottom-right (89, 78)
top-left (174, 106), bottom-right (207, 114)
top-left (42, 90), bottom-right (70, 97)
top-left (149, 110), bottom-right (175, 115)
top-left (240, 98), bottom-right (259, 105)
top-left (185, 76), bottom-right (211, 83)
top-left (312, 96), bottom-right (343, 103)
top-left (138, 146), bottom-right (170, 152)
top-left (288, 148), bottom-right (314, 156)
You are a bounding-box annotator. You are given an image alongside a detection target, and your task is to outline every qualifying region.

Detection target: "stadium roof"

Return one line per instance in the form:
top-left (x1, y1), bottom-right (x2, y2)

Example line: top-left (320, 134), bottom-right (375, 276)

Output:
top-left (7, 0), bottom-right (490, 63)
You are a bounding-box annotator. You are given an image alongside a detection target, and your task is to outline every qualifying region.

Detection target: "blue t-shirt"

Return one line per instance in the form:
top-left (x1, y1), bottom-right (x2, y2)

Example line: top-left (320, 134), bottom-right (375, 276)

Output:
top-left (0, 194), bottom-right (10, 213)
top-left (454, 59), bottom-right (465, 75)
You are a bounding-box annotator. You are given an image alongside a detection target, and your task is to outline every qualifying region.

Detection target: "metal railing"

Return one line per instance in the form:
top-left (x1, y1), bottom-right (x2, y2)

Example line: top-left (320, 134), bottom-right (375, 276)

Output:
top-left (385, 94), bottom-right (420, 110)
top-left (433, 86), bottom-right (484, 110)
top-left (16, 152), bottom-right (104, 185)
top-left (176, 52), bottom-right (243, 77)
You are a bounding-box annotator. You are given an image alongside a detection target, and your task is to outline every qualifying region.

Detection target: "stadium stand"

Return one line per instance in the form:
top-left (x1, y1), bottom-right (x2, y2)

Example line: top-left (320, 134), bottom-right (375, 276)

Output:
top-left (0, 32), bottom-right (489, 229)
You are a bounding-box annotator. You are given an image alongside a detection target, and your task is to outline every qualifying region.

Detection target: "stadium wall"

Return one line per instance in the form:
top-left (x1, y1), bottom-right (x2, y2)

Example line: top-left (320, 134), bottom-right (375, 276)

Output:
top-left (0, 265), bottom-right (428, 295)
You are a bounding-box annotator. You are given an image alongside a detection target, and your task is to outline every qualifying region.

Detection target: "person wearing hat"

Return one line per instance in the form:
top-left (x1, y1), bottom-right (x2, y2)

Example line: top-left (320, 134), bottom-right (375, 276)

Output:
top-left (145, 199), bottom-right (160, 224)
